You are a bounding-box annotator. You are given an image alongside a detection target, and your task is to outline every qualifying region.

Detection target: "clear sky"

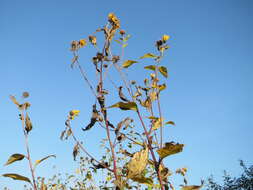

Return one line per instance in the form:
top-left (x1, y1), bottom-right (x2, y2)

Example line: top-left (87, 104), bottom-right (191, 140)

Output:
top-left (0, 0), bottom-right (253, 189)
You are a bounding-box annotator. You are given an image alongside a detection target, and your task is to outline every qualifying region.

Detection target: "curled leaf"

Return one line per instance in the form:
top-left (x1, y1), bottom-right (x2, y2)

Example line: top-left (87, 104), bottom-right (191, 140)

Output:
top-left (25, 113), bottom-right (32, 134)
top-left (109, 102), bottom-right (137, 111)
top-left (180, 180), bottom-right (204, 190)
top-left (140, 53), bottom-right (157, 59)
top-left (5, 154), bottom-right (25, 166)
top-left (2, 173), bottom-right (31, 183)
top-left (157, 142), bottom-right (184, 159)
top-left (165, 121), bottom-right (175, 126)
top-left (73, 144), bottom-right (79, 161)
top-left (118, 86), bottom-right (129, 102)
top-left (82, 105), bottom-right (98, 131)
top-left (158, 66), bottom-right (168, 78)
top-left (122, 60), bottom-right (138, 68)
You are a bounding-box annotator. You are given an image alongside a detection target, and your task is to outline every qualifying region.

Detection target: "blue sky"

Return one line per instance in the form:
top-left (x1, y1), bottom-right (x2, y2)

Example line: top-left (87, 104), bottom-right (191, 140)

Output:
top-left (0, 0), bottom-right (253, 189)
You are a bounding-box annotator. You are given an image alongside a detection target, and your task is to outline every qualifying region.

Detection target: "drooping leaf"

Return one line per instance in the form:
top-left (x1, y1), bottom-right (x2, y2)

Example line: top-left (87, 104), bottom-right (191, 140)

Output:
top-left (126, 147), bottom-right (148, 179)
top-left (165, 121), bottom-right (175, 126)
top-left (139, 53), bottom-right (157, 59)
top-left (5, 154), bottom-right (25, 166)
top-left (158, 66), bottom-right (168, 78)
top-left (122, 60), bottom-right (138, 68)
top-left (73, 143), bottom-right (79, 161)
top-left (109, 102), bottom-right (138, 111)
top-left (25, 113), bottom-right (32, 134)
top-left (34, 154), bottom-right (56, 169)
top-left (157, 142), bottom-right (184, 159)
top-left (144, 65), bottom-right (156, 71)
top-left (131, 175), bottom-right (153, 186)
top-left (2, 173), bottom-right (31, 183)
top-left (82, 105), bottom-right (98, 131)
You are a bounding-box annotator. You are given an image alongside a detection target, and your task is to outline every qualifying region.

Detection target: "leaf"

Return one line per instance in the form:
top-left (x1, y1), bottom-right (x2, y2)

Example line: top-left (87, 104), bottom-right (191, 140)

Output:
top-left (152, 117), bottom-right (163, 130)
top-left (9, 95), bottom-right (20, 107)
top-left (34, 154), bottom-right (56, 169)
top-left (144, 65), bottom-right (156, 71)
top-left (114, 40), bottom-right (122, 44)
top-left (140, 53), bottom-right (157, 59)
top-left (5, 154), bottom-right (25, 166)
top-left (126, 147), bottom-right (148, 179)
top-left (180, 185), bottom-right (202, 190)
top-left (122, 44), bottom-right (128, 48)
top-left (2, 173), bottom-right (31, 183)
top-left (109, 102), bottom-right (138, 111)
top-left (158, 83), bottom-right (166, 91)
top-left (122, 60), bottom-right (138, 68)
top-left (165, 121), bottom-right (175, 126)
top-left (131, 175), bottom-right (153, 186)
top-left (158, 66), bottom-right (168, 78)
top-left (157, 142), bottom-right (184, 159)
top-left (181, 180), bottom-right (204, 190)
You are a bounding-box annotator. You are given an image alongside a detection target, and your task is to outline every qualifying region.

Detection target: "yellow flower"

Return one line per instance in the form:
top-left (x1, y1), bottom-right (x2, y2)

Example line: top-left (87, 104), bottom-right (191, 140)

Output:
top-left (108, 13), bottom-right (115, 20)
top-left (79, 39), bottom-right (86, 47)
top-left (162, 34), bottom-right (170, 42)
top-left (69, 110), bottom-right (80, 120)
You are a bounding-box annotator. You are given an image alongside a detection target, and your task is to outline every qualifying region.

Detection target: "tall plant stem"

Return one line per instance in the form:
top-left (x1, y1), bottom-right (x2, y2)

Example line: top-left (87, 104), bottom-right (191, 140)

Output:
top-left (20, 111), bottom-right (37, 190)
top-left (136, 110), bottom-right (164, 190)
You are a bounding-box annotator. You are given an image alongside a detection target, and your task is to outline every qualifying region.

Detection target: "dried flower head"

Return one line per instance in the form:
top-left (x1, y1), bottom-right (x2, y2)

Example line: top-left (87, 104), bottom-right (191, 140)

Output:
top-left (22, 92), bottom-right (29, 98)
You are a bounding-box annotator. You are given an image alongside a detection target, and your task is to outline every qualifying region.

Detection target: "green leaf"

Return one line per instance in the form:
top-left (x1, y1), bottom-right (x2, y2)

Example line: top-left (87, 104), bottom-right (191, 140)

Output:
top-left (144, 65), bottom-right (156, 71)
top-left (34, 154), bottom-right (56, 169)
top-left (122, 60), bottom-right (138, 68)
top-left (165, 121), bottom-right (175, 126)
top-left (131, 175), bottom-right (153, 186)
top-left (158, 66), bottom-right (168, 78)
top-left (123, 34), bottom-right (131, 42)
top-left (109, 102), bottom-right (138, 111)
top-left (139, 53), bottom-right (157, 59)
top-left (122, 43), bottom-right (128, 48)
top-left (5, 154), bottom-right (25, 166)
top-left (114, 40), bottom-right (122, 44)
top-left (2, 173), bottom-right (31, 183)
top-left (157, 142), bottom-right (184, 159)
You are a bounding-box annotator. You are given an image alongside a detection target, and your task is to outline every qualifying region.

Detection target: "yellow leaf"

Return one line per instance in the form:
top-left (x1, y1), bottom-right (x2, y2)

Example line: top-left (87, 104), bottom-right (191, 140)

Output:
top-left (158, 66), bottom-right (168, 78)
top-left (109, 102), bottom-right (137, 111)
top-left (152, 117), bottom-right (163, 130)
top-left (34, 155), bottom-right (56, 169)
top-left (144, 65), bottom-right (157, 71)
top-left (2, 173), bottom-right (31, 183)
top-left (165, 121), bottom-right (175, 126)
top-left (122, 60), bottom-right (138, 68)
top-left (140, 53), bottom-right (157, 59)
top-left (5, 154), bottom-right (25, 166)
top-left (157, 142), bottom-right (184, 159)
top-left (158, 83), bottom-right (166, 91)
top-left (126, 147), bottom-right (148, 179)
top-left (149, 91), bottom-right (157, 101)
